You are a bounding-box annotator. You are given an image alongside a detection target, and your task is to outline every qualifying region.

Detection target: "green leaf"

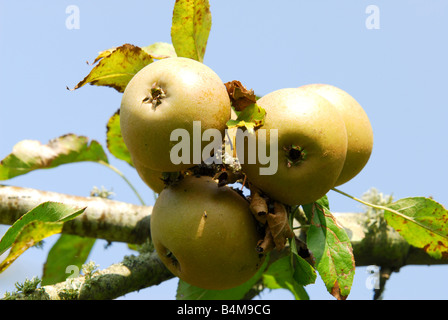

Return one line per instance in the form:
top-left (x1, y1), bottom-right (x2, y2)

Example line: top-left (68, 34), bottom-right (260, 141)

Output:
top-left (70, 43), bottom-right (154, 93)
top-left (176, 258), bottom-right (268, 300)
top-left (106, 110), bottom-right (133, 166)
top-left (291, 253), bottom-right (317, 286)
top-left (0, 221), bottom-right (64, 273)
top-left (42, 234), bottom-right (96, 286)
top-left (0, 202), bottom-right (86, 256)
top-left (302, 198), bottom-right (355, 300)
top-left (263, 256), bottom-right (309, 300)
top-left (384, 197), bottom-right (448, 260)
top-left (141, 42), bottom-right (177, 59)
top-left (0, 134), bottom-right (108, 180)
top-left (288, 206), bottom-right (317, 286)
top-left (171, 0), bottom-right (212, 62)
top-left (226, 103), bottom-right (266, 134)
top-left (0, 202), bottom-right (85, 274)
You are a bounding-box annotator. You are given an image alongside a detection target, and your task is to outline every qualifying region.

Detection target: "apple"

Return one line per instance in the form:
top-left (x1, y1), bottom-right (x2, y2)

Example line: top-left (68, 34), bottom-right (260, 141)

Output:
top-left (120, 57), bottom-right (231, 172)
top-left (299, 84), bottom-right (373, 186)
top-left (239, 87), bottom-right (348, 206)
top-left (132, 157), bottom-right (165, 194)
top-left (150, 175), bottom-right (264, 290)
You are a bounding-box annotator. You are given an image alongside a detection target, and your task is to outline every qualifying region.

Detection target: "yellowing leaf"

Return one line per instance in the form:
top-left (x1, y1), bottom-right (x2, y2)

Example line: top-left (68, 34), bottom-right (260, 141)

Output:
top-left (226, 103), bottom-right (266, 134)
top-left (0, 201), bottom-right (86, 273)
top-left (384, 197), bottom-right (448, 260)
top-left (0, 201), bottom-right (86, 255)
top-left (90, 47), bottom-right (118, 65)
top-left (70, 43), bottom-right (154, 93)
top-left (0, 134), bottom-right (108, 180)
top-left (0, 221), bottom-right (64, 273)
top-left (171, 0), bottom-right (212, 62)
top-left (106, 110), bottom-right (133, 167)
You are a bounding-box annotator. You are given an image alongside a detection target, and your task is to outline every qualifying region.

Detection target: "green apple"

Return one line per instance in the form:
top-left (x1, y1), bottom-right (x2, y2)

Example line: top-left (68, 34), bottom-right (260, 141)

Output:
top-left (300, 84), bottom-right (373, 186)
top-left (120, 57), bottom-right (231, 172)
top-left (132, 157), bottom-right (165, 194)
top-left (150, 175), bottom-right (264, 290)
top-left (240, 87), bottom-right (348, 206)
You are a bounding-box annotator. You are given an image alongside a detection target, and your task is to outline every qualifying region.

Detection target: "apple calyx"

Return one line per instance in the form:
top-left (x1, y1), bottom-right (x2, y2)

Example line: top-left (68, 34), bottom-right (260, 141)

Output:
top-left (284, 144), bottom-right (306, 167)
top-left (142, 82), bottom-right (166, 109)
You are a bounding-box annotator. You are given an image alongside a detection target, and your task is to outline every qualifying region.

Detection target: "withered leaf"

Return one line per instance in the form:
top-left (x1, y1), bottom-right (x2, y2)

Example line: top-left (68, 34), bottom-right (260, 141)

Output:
top-left (267, 202), bottom-right (295, 251)
top-left (70, 43), bottom-right (154, 93)
top-left (225, 80), bottom-right (257, 111)
top-left (171, 0), bottom-right (211, 63)
top-left (256, 225), bottom-right (275, 254)
top-left (249, 190), bottom-right (268, 224)
top-left (0, 134), bottom-right (108, 180)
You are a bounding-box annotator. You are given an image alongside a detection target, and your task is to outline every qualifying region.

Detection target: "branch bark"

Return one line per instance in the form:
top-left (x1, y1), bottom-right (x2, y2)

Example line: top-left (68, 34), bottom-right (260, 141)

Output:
top-left (0, 185), bottom-right (151, 244)
top-left (3, 251), bottom-right (174, 300)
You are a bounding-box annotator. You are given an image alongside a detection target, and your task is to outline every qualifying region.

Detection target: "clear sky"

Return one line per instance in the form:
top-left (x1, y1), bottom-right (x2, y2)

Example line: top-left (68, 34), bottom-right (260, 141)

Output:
top-left (0, 1), bottom-right (447, 300)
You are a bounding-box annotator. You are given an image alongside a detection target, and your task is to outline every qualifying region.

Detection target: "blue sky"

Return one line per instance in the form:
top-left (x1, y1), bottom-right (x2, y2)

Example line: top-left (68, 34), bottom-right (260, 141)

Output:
top-left (0, 1), bottom-right (447, 300)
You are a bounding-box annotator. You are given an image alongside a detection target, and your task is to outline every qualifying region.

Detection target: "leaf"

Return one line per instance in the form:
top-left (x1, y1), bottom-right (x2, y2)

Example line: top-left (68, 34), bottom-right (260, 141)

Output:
top-left (0, 221), bottom-right (64, 273)
top-left (263, 255), bottom-right (309, 300)
top-left (291, 252), bottom-right (317, 287)
top-left (255, 202), bottom-right (294, 254)
top-left (255, 200), bottom-right (294, 254)
top-left (256, 225), bottom-right (275, 254)
top-left (0, 201), bottom-right (86, 255)
top-left (226, 103), bottom-right (266, 134)
top-left (42, 234), bottom-right (96, 286)
top-left (249, 189), bottom-right (268, 224)
top-left (171, 0), bottom-right (212, 62)
top-left (70, 43), bottom-right (154, 93)
top-left (0, 134), bottom-right (108, 180)
top-left (0, 202), bottom-right (85, 273)
top-left (141, 42), bottom-right (177, 59)
top-left (288, 217), bottom-right (317, 286)
top-left (225, 80), bottom-right (257, 112)
top-left (267, 202), bottom-right (295, 250)
top-left (176, 258), bottom-right (268, 300)
top-left (302, 198), bottom-right (355, 300)
top-left (106, 110), bottom-right (133, 166)
top-left (384, 197), bottom-right (448, 260)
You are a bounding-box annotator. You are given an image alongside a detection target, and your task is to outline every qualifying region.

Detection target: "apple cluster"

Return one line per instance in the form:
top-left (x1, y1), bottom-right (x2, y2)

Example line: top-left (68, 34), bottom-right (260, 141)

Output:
top-left (119, 57), bottom-right (373, 290)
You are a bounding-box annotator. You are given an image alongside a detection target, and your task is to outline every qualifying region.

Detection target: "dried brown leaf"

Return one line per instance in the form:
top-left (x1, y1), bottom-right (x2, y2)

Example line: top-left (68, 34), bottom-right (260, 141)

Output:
top-left (267, 202), bottom-right (295, 251)
top-left (256, 225), bottom-right (275, 254)
top-left (249, 191), bottom-right (268, 224)
top-left (225, 80), bottom-right (257, 111)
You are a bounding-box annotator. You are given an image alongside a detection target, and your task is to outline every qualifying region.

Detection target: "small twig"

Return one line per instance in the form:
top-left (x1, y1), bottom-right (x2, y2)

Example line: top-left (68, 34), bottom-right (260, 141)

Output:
top-left (373, 267), bottom-right (393, 300)
top-left (98, 160), bottom-right (146, 206)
